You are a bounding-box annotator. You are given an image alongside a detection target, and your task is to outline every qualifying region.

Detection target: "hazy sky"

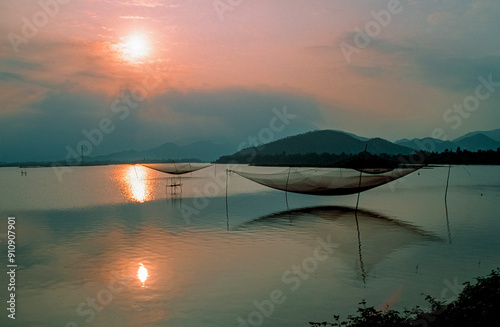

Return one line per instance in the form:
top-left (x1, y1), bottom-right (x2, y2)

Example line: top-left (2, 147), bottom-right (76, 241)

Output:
top-left (1, 0), bottom-right (499, 162)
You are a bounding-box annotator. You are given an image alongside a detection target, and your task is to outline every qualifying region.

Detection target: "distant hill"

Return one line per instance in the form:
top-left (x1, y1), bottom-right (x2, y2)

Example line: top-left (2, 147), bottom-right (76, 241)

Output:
top-left (396, 132), bottom-right (500, 153)
top-left (218, 130), bottom-right (414, 163)
top-left (89, 140), bottom-right (233, 163)
top-left (84, 129), bottom-right (500, 164)
top-left (366, 137), bottom-right (414, 155)
top-left (2, 127), bottom-right (499, 167)
top-left (453, 128), bottom-right (500, 142)
top-left (330, 129), bottom-right (370, 141)
top-left (395, 137), bottom-right (458, 152)
top-left (455, 134), bottom-right (500, 152)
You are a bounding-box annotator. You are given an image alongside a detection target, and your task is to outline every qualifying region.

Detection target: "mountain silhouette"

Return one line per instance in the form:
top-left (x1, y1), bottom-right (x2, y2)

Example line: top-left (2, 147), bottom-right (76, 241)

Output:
top-left (455, 134), bottom-right (500, 152)
top-left (453, 128), bottom-right (500, 142)
top-left (69, 129), bottom-right (500, 165)
top-left (225, 130), bottom-right (414, 158)
top-left (396, 129), bottom-right (500, 153)
top-left (89, 140), bottom-right (233, 162)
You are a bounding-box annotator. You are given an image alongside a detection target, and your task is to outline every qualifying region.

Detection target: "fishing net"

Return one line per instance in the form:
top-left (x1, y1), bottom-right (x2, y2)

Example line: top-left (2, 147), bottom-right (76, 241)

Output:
top-left (232, 166), bottom-right (422, 195)
top-left (141, 163), bottom-right (211, 175)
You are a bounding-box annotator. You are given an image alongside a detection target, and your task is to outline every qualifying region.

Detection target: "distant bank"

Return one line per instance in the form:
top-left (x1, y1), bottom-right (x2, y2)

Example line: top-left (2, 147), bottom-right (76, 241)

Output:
top-left (2, 128), bottom-right (499, 167)
top-left (1, 148), bottom-right (499, 168)
top-left (216, 148), bottom-right (500, 167)
top-left (0, 158), bottom-right (203, 169)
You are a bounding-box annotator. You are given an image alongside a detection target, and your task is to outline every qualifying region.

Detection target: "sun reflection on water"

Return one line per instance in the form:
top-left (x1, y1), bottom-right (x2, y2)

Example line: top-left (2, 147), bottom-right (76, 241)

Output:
top-left (124, 165), bottom-right (152, 203)
top-left (137, 262), bottom-right (149, 286)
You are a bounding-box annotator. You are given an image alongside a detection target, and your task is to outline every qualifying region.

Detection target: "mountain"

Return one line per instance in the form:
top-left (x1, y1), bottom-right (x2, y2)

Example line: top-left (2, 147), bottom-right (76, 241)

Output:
top-left (455, 134), bottom-right (500, 152)
top-left (85, 130), bottom-right (407, 164)
top-left (92, 129), bottom-right (500, 163)
top-left (453, 128), bottom-right (500, 142)
top-left (89, 140), bottom-right (233, 162)
top-left (221, 130), bottom-right (414, 159)
top-left (396, 133), bottom-right (500, 153)
top-left (330, 129), bottom-right (370, 141)
top-left (395, 138), bottom-right (458, 153)
top-left (366, 137), bottom-right (415, 155)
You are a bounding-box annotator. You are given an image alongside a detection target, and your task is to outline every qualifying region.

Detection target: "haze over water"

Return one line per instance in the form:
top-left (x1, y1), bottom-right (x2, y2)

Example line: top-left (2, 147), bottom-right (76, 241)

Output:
top-left (0, 164), bottom-right (498, 326)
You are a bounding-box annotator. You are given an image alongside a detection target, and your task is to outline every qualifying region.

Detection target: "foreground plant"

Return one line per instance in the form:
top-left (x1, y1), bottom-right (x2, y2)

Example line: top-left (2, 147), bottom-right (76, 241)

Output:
top-left (309, 268), bottom-right (500, 327)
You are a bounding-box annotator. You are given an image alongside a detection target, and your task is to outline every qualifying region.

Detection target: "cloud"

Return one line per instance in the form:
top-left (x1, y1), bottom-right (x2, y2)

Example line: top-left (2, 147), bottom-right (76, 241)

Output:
top-left (350, 65), bottom-right (386, 78)
top-left (1, 58), bottom-right (43, 71)
top-left (103, 0), bottom-right (171, 8)
top-left (131, 87), bottom-right (324, 148)
top-left (427, 11), bottom-right (454, 25)
top-left (0, 91), bottom-right (110, 162)
top-left (0, 87), bottom-right (322, 162)
top-left (0, 72), bottom-right (25, 82)
top-left (0, 59), bottom-right (44, 85)
top-left (414, 55), bottom-right (500, 92)
top-left (367, 37), bottom-right (500, 92)
top-left (1, 0), bottom-right (499, 151)
top-left (120, 16), bottom-right (147, 20)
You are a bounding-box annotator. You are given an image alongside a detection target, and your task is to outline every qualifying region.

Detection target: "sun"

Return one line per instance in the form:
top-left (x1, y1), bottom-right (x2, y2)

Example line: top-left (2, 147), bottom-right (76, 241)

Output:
top-left (120, 34), bottom-right (150, 61)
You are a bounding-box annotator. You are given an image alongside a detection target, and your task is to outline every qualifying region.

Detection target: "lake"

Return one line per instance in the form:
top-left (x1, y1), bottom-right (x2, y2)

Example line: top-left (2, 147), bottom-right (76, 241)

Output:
top-left (0, 164), bottom-right (499, 326)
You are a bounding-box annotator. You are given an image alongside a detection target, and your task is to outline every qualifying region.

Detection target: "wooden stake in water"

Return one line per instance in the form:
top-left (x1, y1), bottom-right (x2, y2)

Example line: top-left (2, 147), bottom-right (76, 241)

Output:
top-left (285, 167), bottom-right (291, 211)
top-left (354, 144), bottom-right (368, 284)
top-left (225, 169), bottom-right (229, 231)
top-left (355, 144), bottom-right (368, 212)
top-left (444, 163), bottom-right (452, 243)
top-left (445, 163), bottom-right (451, 200)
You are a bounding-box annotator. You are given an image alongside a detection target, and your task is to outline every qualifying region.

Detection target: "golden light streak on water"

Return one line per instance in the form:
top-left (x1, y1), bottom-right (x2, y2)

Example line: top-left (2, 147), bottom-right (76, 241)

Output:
top-left (123, 165), bottom-right (152, 203)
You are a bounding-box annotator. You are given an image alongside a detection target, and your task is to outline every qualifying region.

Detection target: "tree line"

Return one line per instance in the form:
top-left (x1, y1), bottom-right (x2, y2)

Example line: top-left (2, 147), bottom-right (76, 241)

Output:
top-left (216, 147), bottom-right (500, 167)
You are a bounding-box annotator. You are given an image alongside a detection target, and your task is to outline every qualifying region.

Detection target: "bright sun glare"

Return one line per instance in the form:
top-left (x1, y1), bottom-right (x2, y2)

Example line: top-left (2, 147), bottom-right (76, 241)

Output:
top-left (121, 34), bottom-right (150, 61)
top-left (137, 263), bottom-right (149, 285)
top-left (125, 165), bottom-right (150, 203)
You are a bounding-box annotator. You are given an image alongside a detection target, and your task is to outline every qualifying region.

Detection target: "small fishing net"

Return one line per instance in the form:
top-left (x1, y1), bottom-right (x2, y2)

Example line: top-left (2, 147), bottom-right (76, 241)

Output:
top-left (141, 163), bottom-right (211, 175)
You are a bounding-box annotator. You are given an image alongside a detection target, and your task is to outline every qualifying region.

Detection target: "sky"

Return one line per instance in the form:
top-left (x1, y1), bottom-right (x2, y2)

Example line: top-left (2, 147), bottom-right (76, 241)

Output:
top-left (0, 0), bottom-right (499, 162)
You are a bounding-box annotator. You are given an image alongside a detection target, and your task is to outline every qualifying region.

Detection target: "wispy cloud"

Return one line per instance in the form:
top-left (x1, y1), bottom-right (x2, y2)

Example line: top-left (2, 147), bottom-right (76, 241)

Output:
top-left (103, 0), bottom-right (171, 8)
top-left (120, 16), bottom-right (146, 20)
top-left (0, 72), bottom-right (25, 82)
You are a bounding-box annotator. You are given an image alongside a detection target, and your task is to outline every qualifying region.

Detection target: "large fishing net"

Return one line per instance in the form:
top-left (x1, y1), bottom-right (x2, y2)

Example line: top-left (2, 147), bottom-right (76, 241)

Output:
top-left (232, 166), bottom-right (422, 195)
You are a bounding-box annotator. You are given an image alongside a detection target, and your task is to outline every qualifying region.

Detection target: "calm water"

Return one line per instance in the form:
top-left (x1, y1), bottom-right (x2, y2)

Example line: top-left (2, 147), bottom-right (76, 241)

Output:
top-left (0, 164), bottom-right (499, 326)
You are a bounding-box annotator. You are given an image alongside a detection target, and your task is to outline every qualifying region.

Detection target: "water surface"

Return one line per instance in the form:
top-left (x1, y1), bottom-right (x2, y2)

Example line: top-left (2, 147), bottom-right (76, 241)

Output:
top-left (0, 164), bottom-right (499, 326)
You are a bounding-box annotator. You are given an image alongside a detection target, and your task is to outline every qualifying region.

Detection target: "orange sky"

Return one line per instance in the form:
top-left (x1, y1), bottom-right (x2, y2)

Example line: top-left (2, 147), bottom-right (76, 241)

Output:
top-left (1, 0), bottom-right (499, 161)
